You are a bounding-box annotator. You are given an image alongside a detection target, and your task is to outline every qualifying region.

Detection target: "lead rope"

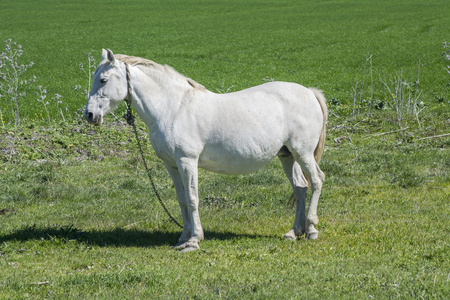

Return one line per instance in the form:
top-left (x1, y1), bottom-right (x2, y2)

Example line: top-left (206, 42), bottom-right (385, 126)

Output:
top-left (123, 63), bottom-right (183, 229)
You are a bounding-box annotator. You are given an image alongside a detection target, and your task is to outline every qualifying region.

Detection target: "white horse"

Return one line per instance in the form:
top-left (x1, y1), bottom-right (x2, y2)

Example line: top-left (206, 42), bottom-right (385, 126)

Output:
top-left (85, 49), bottom-right (328, 252)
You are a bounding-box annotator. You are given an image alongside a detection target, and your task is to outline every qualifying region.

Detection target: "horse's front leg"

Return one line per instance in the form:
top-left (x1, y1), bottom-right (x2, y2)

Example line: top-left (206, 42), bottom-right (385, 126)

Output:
top-left (164, 162), bottom-right (191, 246)
top-left (173, 157), bottom-right (204, 252)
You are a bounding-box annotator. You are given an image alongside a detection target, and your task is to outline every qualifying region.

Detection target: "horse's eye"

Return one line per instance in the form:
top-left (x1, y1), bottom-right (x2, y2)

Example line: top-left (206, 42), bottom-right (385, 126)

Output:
top-left (100, 78), bottom-right (108, 84)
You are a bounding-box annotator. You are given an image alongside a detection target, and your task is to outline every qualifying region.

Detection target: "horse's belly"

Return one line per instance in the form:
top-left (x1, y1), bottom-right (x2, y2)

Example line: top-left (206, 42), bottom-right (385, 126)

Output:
top-left (199, 157), bottom-right (272, 175)
top-left (198, 146), bottom-right (278, 175)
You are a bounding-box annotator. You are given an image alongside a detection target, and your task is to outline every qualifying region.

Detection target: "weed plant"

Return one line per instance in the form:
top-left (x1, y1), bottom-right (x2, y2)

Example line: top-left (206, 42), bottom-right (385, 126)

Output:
top-left (0, 39), bottom-right (35, 131)
top-left (443, 42), bottom-right (450, 75)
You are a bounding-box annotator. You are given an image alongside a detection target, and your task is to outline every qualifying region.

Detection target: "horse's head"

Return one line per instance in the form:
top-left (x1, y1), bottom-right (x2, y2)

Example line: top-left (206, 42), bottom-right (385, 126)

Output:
top-left (84, 49), bottom-right (128, 125)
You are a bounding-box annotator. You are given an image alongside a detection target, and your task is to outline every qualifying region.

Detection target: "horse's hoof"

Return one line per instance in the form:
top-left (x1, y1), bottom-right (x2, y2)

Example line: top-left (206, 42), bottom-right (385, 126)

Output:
top-left (173, 243), bottom-right (186, 250)
top-left (180, 246), bottom-right (199, 253)
top-left (284, 234), bottom-right (297, 241)
top-left (283, 229), bottom-right (297, 241)
top-left (173, 241), bottom-right (199, 252)
top-left (306, 231), bottom-right (319, 240)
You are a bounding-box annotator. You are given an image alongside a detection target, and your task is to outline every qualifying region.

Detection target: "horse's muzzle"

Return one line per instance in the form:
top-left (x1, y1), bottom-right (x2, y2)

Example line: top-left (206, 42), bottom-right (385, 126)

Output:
top-left (85, 110), bottom-right (102, 126)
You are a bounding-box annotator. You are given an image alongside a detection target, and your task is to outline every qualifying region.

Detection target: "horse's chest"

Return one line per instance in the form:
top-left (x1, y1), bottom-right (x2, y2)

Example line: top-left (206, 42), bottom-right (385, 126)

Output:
top-left (147, 130), bottom-right (176, 162)
top-left (147, 127), bottom-right (200, 166)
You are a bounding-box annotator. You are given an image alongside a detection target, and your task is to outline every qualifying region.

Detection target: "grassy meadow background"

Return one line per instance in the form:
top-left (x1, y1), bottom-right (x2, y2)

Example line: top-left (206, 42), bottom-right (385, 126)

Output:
top-left (1, 0), bottom-right (449, 120)
top-left (1, 0), bottom-right (449, 298)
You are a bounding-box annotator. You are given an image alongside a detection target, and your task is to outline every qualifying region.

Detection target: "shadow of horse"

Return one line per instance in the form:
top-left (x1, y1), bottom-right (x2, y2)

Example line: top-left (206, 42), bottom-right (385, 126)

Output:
top-left (0, 224), bottom-right (277, 248)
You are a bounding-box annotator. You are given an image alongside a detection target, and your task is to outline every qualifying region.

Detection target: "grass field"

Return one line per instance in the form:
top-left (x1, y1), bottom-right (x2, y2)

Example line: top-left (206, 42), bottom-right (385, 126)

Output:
top-left (1, 0), bottom-right (449, 122)
top-left (1, 0), bottom-right (449, 298)
top-left (1, 110), bottom-right (448, 299)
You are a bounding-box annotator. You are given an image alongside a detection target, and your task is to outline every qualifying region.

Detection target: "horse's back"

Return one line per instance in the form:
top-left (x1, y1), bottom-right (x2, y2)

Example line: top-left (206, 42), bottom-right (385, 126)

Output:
top-left (209, 81), bottom-right (324, 139)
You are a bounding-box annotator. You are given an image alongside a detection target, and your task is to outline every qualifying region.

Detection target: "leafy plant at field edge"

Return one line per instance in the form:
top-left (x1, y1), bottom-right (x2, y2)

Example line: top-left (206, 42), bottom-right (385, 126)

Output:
top-left (381, 61), bottom-right (424, 129)
top-left (36, 85), bottom-right (65, 123)
top-left (74, 52), bottom-right (97, 119)
top-left (442, 42), bottom-right (450, 76)
top-left (0, 39), bottom-right (36, 132)
top-left (352, 53), bottom-right (373, 117)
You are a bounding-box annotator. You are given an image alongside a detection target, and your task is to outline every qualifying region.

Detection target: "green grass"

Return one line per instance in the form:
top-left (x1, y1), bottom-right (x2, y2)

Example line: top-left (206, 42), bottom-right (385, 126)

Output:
top-left (1, 0), bottom-right (449, 123)
top-left (1, 110), bottom-right (449, 298)
top-left (0, 0), bottom-right (449, 298)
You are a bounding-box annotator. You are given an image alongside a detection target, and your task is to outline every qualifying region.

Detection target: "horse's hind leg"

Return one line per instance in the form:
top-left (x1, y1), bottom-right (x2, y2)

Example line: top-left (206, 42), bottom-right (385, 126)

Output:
top-left (279, 154), bottom-right (308, 240)
top-left (302, 157), bottom-right (324, 239)
top-left (291, 153), bottom-right (324, 240)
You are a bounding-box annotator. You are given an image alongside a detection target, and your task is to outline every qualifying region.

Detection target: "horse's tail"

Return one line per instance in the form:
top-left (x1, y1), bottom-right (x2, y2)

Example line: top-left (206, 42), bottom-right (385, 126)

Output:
top-left (309, 88), bottom-right (328, 164)
top-left (288, 88), bottom-right (328, 207)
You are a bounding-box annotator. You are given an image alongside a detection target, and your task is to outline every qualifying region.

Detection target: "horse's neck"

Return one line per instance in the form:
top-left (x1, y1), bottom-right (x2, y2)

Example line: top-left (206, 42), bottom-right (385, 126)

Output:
top-left (128, 66), bottom-right (184, 130)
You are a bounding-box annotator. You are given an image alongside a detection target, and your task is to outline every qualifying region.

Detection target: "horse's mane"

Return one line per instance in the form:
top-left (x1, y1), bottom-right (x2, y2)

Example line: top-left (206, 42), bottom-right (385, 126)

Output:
top-left (114, 54), bottom-right (206, 91)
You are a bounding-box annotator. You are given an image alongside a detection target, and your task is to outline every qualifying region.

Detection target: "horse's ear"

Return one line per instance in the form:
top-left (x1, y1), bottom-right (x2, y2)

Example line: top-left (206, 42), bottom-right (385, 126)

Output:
top-left (101, 48), bottom-right (108, 61)
top-left (106, 49), bottom-right (115, 63)
top-left (102, 49), bottom-right (115, 65)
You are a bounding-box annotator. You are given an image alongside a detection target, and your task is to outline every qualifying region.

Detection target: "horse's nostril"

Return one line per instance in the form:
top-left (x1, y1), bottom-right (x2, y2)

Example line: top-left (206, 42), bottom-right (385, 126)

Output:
top-left (87, 112), bottom-right (94, 121)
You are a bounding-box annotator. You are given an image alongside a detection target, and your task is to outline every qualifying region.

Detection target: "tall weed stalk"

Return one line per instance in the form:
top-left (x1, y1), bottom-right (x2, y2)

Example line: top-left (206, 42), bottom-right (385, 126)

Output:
top-left (352, 53), bottom-right (373, 117)
top-left (74, 52), bottom-right (96, 119)
top-left (76, 52), bottom-right (96, 100)
top-left (0, 39), bottom-right (36, 133)
top-left (381, 60), bottom-right (423, 128)
top-left (443, 42), bottom-right (450, 74)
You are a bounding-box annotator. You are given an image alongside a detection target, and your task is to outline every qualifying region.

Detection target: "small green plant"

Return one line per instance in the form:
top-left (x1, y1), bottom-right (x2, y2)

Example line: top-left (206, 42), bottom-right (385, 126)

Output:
top-left (36, 86), bottom-right (50, 123)
top-left (76, 52), bottom-right (96, 101)
top-left (36, 86), bottom-right (65, 123)
top-left (0, 39), bottom-right (68, 127)
top-left (381, 60), bottom-right (423, 128)
top-left (443, 42), bottom-right (450, 76)
top-left (74, 52), bottom-right (98, 120)
top-left (352, 53), bottom-right (373, 117)
top-left (0, 39), bottom-right (36, 131)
